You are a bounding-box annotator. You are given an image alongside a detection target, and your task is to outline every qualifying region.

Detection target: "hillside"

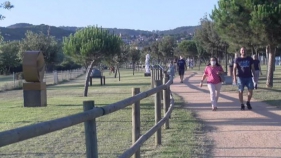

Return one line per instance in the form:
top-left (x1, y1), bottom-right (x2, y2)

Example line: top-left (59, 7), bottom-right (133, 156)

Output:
top-left (1, 23), bottom-right (75, 41)
top-left (0, 23), bottom-right (200, 41)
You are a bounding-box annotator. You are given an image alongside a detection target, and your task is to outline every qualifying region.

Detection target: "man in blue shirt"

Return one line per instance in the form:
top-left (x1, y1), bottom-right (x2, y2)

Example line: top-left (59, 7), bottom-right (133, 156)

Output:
top-left (233, 47), bottom-right (256, 110)
top-left (177, 56), bottom-right (187, 83)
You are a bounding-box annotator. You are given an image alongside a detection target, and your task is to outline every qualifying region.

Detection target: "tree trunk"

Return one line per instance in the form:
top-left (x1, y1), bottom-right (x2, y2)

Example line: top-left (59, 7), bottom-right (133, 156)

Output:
top-left (225, 50), bottom-right (228, 74)
top-left (117, 65), bottom-right (121, 81)
top-left (266, 45), bottom-right (275, 88)
top-left (83, 60), bottom-right (95, 97)
top-left (133, 62), bottom-right (135, 75)
top-left (114, 65), bottom-right (117, 78)
top-left (198, 56), bottom-right (201, 71)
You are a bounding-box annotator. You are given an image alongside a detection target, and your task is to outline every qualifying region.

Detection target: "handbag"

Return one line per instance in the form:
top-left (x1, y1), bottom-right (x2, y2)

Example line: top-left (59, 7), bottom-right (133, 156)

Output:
top-left (219, 74), bottom-right (225, 82)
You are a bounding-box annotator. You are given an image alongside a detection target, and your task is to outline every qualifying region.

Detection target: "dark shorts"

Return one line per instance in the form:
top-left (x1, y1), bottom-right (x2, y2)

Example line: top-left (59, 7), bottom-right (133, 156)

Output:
top-left (237, 77), bottom-right (254, 92)
top-left (178, 69), bottom-right (185, 76)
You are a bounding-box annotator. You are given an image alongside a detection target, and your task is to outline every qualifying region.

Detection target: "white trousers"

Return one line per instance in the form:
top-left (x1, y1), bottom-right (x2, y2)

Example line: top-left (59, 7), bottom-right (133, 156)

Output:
top-left (252, 70), bottom-right (260, 86)
top-left (169, 75), bottom-right (174, 83)
top-left (207, 83), bottom-right (222, 107)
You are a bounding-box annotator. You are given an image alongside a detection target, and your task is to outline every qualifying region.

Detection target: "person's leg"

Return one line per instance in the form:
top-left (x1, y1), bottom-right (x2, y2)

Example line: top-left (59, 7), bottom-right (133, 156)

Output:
top-left (237, 77), bottom-right (245, 110)
top-left (182, 71), bottom-right (185, 83)
top-left (252, 75), bottom-right (256, 89)
top-left (169, 74), bottom-right (172, 82)
top-left (254, 70), bottom-right (260, 89)
top-left (179, 69), bottom-right (184, 82)
top-left (215, 82), bottom-right (222, 103)
top-left (207, 83), bottom-right (216, 110)
top-left (246, 77), bottom-right (254, 109)
top-left (247, 90), bottom-right (253, 102)
top-left (178, 70), bottom-right (181, 82)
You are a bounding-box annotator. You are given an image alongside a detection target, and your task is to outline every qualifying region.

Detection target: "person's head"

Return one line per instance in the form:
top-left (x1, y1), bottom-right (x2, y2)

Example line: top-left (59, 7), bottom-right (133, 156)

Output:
top-left (253, 54), bottom-right (258, 60)
top-left (208, 57), bottom-right (220, 67)
top-left (180, 56), bottom-right (183, 59)
top-left (240, 47), bottom-right (246, 57)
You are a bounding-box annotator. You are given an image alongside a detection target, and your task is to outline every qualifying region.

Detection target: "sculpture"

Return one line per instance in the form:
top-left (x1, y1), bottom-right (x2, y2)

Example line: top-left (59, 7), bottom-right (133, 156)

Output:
top-left (22, 51), bottom-right (47, 107)
top-left (144, 54), bottom-right (151, 76)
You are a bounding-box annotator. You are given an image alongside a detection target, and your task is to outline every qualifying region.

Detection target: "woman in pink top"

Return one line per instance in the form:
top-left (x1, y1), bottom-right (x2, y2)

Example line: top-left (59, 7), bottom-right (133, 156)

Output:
top-left (199, 57), bottom-right (224, 111)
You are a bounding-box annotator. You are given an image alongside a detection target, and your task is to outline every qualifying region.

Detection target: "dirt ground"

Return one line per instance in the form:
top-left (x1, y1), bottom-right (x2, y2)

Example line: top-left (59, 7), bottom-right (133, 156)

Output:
top-left (170, 72), bottom-right (281, 158)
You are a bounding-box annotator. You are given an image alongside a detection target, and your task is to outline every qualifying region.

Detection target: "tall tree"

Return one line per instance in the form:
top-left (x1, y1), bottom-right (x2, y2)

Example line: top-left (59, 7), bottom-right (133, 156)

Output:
top-left (194, 16), bottom-right (226, 56)
top-left (19, 31), bottom-right (63, 71)
top-left (149, 40), bottom-right (161, 64)
top-left (0, 41), bottom-right (20, 74)
top-left (248, 0), bottom-right (281, 87)
top-left (0, 1), bottom-right (13, 20)
top-left (211, 0), bottom-right (281, 87)
top-left (105, 43), bottom-right (129, 80)
top-left (159, 36), bottom-right (176, 63)
top-left (128, 48), bottom-right (141, 75)
top-left (63, 26), bottom-right (122, 96)
top-left (178, 40), bottom-right (197, 57)
top-left (211, 0), bottom-right (264, 53)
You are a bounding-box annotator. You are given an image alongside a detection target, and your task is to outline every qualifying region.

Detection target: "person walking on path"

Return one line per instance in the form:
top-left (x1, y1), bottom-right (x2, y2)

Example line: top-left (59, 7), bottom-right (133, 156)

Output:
top-left (252, 54), bottom-right (262, 89)
top-left (233, 47), bottom-right (256, 110)
top-left (177, 56), bottom-right (187, 83)
top-left (199, 57), bottom-right (224, 111)
top-left (168, 60), bottom-right (175, 83)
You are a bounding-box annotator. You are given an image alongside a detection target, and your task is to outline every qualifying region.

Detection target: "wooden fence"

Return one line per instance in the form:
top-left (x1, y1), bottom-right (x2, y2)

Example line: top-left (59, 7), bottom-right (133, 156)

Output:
top-left (0, 68), bottom-right (174, 158)
top-left (0, 69), bottom-right (84, 92)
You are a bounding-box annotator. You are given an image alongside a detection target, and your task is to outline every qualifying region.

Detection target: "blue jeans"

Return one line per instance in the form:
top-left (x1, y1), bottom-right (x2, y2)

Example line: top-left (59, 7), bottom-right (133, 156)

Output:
top-left (237, 77), bottom-right (254, 92)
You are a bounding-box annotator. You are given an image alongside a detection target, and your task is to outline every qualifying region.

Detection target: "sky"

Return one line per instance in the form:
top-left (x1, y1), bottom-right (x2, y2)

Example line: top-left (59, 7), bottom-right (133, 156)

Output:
top-left (0, 0), bottom-right (218, 31)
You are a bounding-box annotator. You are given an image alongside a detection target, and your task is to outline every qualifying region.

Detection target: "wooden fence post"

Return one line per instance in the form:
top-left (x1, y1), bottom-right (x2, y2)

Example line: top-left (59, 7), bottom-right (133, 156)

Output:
top-left (83, 101), bottom-right (98, 158)
top-left (151, 69), bottom-right (154, 88)
top-left (160, 69), bottom-right (163, 100)
top-left (167, 86), bottom-right (171, 119)
top-left (154, 80), bottom-right (162, 146)
top-left (163, 77), bottom-right (170, 129)
top-left (132, 88), bottom-right (141, 158)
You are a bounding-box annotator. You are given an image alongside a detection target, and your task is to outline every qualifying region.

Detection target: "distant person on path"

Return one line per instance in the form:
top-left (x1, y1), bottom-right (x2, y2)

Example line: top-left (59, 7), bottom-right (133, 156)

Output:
top-left (168, 60), bottom-right (175, 83)
top-left (109, 66), bottom-right (115, 75)
top-left (199, 57), bottom-right (224, 111)
top-left (252, 54), bottom-right (262, 89)
top-left (233, 47), bottom-right (256, 110)
top-left (177, 56), bottom-right (187, 83)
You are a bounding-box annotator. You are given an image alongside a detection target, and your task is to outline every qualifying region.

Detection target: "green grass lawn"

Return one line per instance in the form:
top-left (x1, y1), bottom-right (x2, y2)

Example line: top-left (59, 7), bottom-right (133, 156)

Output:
top-left (0, 69), bottom-right (204, 158)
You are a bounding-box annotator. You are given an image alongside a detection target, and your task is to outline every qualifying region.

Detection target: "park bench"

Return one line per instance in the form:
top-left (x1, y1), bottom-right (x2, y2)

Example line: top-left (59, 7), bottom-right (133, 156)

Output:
top-left (89, 68), bottom-right (105, 86)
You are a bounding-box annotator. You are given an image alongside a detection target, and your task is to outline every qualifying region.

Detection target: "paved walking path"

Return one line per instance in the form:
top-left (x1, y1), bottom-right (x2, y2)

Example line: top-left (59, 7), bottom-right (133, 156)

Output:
top-left (170, 72), bottom-right (281, 158)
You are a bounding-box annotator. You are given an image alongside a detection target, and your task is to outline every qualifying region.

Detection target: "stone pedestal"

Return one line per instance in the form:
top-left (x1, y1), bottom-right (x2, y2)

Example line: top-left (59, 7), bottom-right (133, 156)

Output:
top-left (23, 82), bottom-right (47, 107)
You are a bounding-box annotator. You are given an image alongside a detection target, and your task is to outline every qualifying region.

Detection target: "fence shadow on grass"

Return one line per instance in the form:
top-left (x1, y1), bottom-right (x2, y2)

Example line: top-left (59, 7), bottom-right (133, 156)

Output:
top-left (105, 82), bottom-right (150, 87)
top-left (48, 84), bottom-right (84, 90)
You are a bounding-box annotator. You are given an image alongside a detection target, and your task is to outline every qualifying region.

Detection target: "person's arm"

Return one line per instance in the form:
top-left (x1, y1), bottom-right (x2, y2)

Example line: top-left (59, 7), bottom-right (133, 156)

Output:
top-left (251, 63), bottom-right (256, 78)
top-left (233, 63), bottom-right (237, 84)
top-left (199, 74), bottom-right (207, 87)
top-left (199, 67), bottom-right (208, 87)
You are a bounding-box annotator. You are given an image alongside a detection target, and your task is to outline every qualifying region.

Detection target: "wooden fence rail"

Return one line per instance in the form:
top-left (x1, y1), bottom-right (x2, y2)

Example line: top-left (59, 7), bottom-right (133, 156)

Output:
top-left (119, 93), bottom-right (174, 158)
top-left (0, 68), bottom-right (174, 158)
